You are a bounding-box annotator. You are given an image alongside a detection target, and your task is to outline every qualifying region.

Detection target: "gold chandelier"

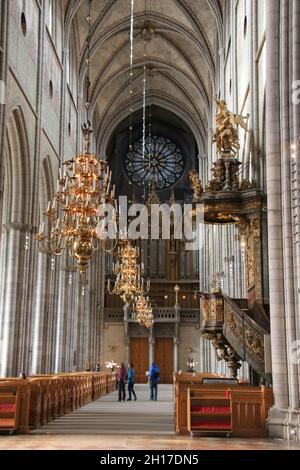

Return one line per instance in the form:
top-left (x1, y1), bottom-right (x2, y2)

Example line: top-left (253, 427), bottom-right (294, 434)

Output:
top-left (36, 123), bottom-right (116, 274)
top-left (132, 294), bottom-right (153, 329)
top-left (107, 240), bottom-right (150, 304)
top-left (36, 0), bottom-right (118, 274)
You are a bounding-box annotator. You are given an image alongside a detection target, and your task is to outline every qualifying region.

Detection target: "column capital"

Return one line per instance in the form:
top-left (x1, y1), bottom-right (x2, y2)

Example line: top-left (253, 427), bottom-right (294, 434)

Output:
top-left (3, 222), bottom-right (37, 233)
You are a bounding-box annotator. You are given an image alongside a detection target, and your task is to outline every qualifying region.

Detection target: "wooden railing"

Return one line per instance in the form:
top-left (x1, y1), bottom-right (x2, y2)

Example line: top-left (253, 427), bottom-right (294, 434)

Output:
top-left (0, 371), bottom-right (116, 434)
top-left (104, 307), bottom-right (200, 323)
top-left (180, 309), bottom-right (200, 323)
top-left (223, 295), bottom-right (266, 373)
top-left (201, 293), bottom-right (269, 376)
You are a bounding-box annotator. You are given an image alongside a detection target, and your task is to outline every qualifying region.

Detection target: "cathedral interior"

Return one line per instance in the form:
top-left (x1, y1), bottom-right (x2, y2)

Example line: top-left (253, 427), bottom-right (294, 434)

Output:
top-left (0, 0), bottom-right (300, 451)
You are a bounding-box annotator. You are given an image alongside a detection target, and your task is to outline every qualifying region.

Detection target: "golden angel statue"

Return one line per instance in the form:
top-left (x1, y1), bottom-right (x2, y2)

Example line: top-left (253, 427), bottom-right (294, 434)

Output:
top-left (212, 97), bottom-right (249, 157)
top-left (189, 170), bottom-right (203, 202)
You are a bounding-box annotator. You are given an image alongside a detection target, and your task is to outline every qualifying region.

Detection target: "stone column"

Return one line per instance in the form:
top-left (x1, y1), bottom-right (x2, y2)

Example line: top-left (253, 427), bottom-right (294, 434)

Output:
top-left (173, 337), bottom-right (180, 373)
top-left (266, 0), bottom-right (300, 439)
top-left (282, 0), bottom-right (299, 413)
top-left (97, 251), bottom-right (105, 368)
top-left (54, 259), bottom-right (68, 373)
top-left (174, 304), bottom-right (180, 373)
top-left (266, 0), bottom-right (289, 412)
top-left (0, 225), bottom-right (26, 376)
top-left (149, 331), bottom-right (155, 369)
top-left (123, 304), bottom-right (130, 365)
top-left (31, 251), bottom-right (48, 374)
top-left (292, 0), bottom-right (300, 329)
top-left (0, 0), bottom-right (9, 189)
top-left (251, 0), bottom-right (261, 187)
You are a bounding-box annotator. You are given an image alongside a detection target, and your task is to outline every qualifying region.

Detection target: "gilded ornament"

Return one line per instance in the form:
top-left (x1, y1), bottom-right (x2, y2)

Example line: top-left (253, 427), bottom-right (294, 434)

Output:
top-left (189, 170), bottom-right (203, 202)
top-left (212, 97), bottom-right (248, 157)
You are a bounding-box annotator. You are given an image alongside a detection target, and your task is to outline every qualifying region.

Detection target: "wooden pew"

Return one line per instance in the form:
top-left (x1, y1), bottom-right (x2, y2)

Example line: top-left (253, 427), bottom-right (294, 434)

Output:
top-left (27, 379), bottom-right (42, 428)
top-left (0, 393), bottom-right (21, 434)
top-left (174, 372), bottom-right (273, 437)
top-left (0, 379), bottom-right (30, 433)
top-left (0, 371), bottom-right (115, 433)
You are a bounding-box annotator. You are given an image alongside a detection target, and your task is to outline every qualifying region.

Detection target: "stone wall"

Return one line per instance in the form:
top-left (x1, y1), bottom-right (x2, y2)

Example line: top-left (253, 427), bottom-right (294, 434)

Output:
top-left (0, 0), bottom-right (105, 377)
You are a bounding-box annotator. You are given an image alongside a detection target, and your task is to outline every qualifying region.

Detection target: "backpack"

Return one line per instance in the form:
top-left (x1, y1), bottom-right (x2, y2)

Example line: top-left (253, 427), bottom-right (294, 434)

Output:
top-left (152, 371), bottom-right (159, 380)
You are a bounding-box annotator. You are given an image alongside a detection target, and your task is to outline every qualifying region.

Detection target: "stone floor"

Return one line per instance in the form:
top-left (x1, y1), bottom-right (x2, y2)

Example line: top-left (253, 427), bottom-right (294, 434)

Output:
top-left (0, 384), bottom-right (299, 450)
top-left (1, 434), bottom-right (300, 450)
top-left (30, 384), bottom-right (175, 435)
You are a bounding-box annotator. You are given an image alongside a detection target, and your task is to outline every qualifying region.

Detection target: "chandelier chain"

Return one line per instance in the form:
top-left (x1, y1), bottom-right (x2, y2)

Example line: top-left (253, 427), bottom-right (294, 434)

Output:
top-left (85, 0), bottom-right (92, 122)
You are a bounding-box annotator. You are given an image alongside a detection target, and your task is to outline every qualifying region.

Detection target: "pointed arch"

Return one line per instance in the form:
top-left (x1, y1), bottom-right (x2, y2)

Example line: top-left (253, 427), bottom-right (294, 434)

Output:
top-left (3, 106), bottom-right (31, 226)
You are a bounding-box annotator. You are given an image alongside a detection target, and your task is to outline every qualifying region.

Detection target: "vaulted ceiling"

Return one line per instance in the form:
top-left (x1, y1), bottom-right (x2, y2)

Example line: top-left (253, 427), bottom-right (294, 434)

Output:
top-left (65, 0), bottom-right (223, 155)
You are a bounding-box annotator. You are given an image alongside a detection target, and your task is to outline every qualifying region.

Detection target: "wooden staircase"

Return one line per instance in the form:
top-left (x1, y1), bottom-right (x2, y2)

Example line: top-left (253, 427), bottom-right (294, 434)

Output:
top-left (201, 292), bottom-right (270, 379)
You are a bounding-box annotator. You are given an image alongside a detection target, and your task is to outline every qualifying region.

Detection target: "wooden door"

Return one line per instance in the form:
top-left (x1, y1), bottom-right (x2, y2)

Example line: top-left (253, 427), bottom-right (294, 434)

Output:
top-left (155, 338), bottom-right (174, 384)
top-left (130, 338), bottom-right (149, 383)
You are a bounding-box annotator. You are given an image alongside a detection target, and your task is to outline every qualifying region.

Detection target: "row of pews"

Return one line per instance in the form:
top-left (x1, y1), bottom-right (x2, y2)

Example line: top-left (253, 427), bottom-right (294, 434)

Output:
top-left (0, 372), bottom-right (116, 434)
top-left (174, 372), bottom-right (274, 437)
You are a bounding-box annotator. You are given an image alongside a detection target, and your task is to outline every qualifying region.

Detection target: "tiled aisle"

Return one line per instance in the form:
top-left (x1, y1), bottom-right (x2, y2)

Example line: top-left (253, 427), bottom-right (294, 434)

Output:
top-left (0, 384), bottom-right (300, 449)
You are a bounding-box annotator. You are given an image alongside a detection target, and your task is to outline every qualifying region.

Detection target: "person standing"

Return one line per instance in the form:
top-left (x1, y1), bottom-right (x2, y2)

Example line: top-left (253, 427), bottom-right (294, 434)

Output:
top-left (127, 362), bottom-right (137, 401)
top-left (117, 362), bottom-right (127, 402)
top-left (149, 361), bottom-right (160, 401)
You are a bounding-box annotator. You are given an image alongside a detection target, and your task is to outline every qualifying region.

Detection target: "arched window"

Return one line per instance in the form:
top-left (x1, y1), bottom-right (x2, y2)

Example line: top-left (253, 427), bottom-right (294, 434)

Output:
top-left (67, 24), bottom-right (78, 99)
top-left (125, 136), bottom-right (185, 190)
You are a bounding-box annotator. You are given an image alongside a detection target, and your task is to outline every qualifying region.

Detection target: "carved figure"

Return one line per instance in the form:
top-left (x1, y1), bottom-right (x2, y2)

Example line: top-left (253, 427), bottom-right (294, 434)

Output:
top-left (212, 97), bottom-right (248, 156)
top-left (189, 170), bottom-right (203, 202)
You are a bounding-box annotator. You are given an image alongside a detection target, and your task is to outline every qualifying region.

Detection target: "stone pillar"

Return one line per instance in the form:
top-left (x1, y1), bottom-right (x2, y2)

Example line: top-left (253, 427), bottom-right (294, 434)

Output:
top-left (266, 0), bottom-right (289, 411)
top-left (31, 251), bottom-right (48, 374)
top-left (292, 0), bottom-right (300, 325)
top-left (0, 225), bottom-right (26, 376)
top-left (123, 304), bottom-right (130, 365)
top-left (250, 0), bottom-right (261, 187)
top-left (173, 337), bottom-right (180, 373)
top-left (54, 260), bottom-right (68, 373)
top-left (173, 303), bottom-right (180, 373)
top-left (266, 0), bottom-right (300, 440)
top-left (149, 332), bottom-right (155, 369)
top-left (0, 0), bottom-right (9, 188)
top-left (97, 251), bottom-right (105, 368)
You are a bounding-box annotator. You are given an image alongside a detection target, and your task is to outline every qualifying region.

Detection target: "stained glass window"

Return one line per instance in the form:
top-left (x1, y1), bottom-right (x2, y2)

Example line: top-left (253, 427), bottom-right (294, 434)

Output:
top-left (124, 136), bottom-right (185, 190)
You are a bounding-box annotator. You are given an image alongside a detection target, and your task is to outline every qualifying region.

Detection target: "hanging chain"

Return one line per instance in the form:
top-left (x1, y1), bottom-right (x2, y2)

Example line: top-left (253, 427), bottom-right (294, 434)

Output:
top-left (148, 69), bottom-right (152, 195)
top-left (142, 62), bottom-right (146, 201)
top-left (128, 0), bottom-right (135, 186)
top-left (142, 0), bottom-right (147, 201)
top-left (85, 0), bottom-right (92, 124)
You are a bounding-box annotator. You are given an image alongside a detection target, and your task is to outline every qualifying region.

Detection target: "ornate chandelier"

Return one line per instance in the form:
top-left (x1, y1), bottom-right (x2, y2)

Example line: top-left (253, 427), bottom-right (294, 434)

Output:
top-left (105, 0), bottom-right (152, 332)
top-left (107, 240), bottom-right (150, 304)
top-left (36, 123), bottom-right (116, 274)
top-left (132, 294), bottom-right (153, 329)
top-left (36, 0), bottom-right (117, 274)
top-left (105, 360), bottom-right (119, 371)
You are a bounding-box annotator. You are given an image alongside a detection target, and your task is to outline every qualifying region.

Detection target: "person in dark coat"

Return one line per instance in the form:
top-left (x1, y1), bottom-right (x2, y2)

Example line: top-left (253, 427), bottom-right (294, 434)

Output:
top-left (117, 362), bottom-right (127, 402)
top-left (149, 362), bottom-right (160, 401)
top-left (127, 362), bottom-right (137, 401)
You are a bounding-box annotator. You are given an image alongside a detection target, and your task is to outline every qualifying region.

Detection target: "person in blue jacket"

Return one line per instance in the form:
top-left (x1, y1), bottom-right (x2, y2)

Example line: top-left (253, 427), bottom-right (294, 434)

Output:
top-left (149, 361), bottom-right (160, 401)
top-left (127, 362), bottom-right (137, 401)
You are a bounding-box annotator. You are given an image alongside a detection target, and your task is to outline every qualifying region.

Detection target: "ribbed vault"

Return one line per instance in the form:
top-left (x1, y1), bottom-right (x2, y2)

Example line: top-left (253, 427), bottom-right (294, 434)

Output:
top-left (65, 0), bottom-right (222, 155)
